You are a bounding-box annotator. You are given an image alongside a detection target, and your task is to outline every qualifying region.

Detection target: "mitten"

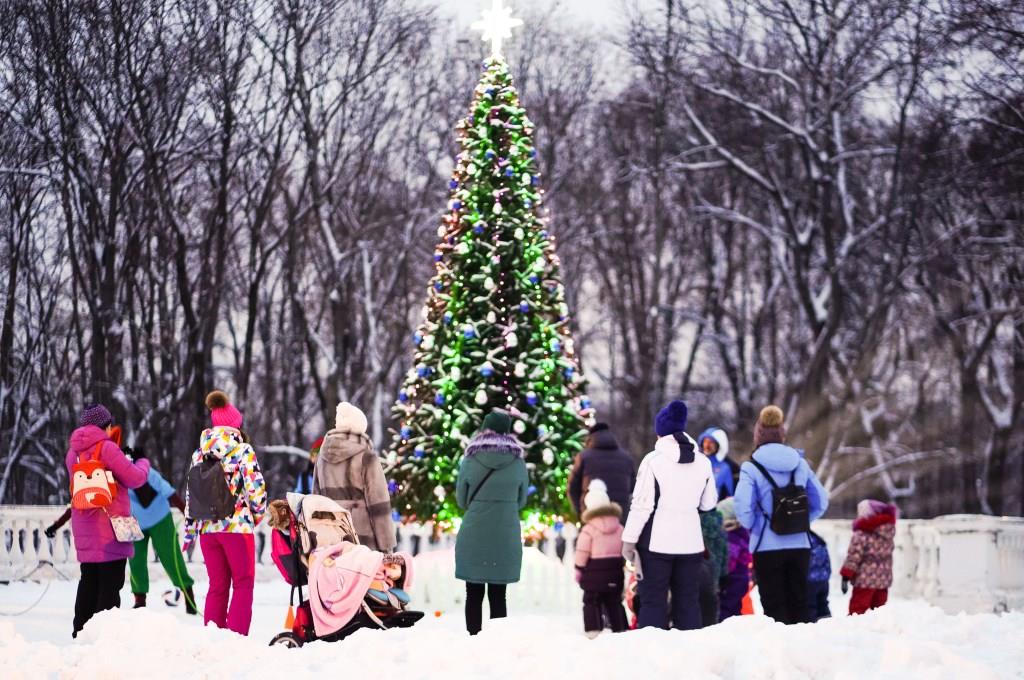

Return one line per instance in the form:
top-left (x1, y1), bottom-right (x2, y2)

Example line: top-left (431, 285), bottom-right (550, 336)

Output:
top-left (44, 524), bottom-right (58, 539)
top-left (841, 577), bottom-right (850, 595)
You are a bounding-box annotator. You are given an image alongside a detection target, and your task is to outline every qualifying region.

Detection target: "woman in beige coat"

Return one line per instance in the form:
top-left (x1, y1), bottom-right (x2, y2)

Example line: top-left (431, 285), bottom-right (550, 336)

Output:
top-left (313, 402), bottom-right (396, 551)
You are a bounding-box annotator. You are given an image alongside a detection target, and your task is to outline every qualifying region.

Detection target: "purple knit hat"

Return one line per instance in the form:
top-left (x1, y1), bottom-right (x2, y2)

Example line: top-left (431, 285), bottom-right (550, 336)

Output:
top-left (79, 403), bottom-right (113, 428)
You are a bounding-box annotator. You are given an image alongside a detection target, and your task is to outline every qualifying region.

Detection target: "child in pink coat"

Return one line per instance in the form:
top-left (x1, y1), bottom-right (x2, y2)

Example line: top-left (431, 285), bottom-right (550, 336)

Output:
top-left (574, 480), bottom-right (628, 638)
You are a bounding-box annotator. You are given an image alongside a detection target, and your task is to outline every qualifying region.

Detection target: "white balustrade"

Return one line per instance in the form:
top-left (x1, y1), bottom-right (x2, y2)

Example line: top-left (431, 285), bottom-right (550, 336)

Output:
top-left (3, 505), bottom-right (1022, 613)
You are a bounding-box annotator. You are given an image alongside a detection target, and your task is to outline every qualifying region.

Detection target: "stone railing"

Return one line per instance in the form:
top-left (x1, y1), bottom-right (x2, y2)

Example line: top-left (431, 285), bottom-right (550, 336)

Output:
top-left (2, 505), bottom-right (1021, 613)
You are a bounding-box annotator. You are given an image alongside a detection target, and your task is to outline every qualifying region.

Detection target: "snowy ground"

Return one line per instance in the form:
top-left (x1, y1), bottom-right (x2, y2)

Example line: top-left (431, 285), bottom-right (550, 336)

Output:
top-left (2, 550), bottom-right (1023, 680)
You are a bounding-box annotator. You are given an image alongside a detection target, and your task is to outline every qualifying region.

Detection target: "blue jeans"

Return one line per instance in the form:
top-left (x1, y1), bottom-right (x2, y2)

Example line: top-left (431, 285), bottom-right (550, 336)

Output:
top-left (637, 550), bottom-right (702, 630)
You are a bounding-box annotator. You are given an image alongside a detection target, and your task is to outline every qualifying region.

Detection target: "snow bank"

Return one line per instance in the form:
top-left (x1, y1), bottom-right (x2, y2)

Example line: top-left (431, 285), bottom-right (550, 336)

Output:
top-left (2, 591), bottom-right (1022, 679)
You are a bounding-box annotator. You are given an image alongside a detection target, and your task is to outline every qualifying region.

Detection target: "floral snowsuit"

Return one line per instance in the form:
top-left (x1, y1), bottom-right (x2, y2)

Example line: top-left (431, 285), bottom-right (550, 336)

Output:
top-left (840, 509), bottom-right (896, 615)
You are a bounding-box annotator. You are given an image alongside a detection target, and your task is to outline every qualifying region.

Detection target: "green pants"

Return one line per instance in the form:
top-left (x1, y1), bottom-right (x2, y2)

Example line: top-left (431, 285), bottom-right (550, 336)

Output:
top-left (129, 513), bottom-right (195, 594)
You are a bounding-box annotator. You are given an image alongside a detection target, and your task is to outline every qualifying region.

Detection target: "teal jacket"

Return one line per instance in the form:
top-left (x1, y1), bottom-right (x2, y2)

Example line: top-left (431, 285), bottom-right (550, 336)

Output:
top-left (455, 431), bottom-right (529, 585)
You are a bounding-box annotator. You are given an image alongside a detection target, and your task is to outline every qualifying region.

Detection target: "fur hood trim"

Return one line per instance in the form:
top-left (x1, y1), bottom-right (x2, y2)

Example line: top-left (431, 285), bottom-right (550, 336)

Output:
top-left (465, 430), bottom-right (524, 458)
top-left (582, 502), bottom-right (623, 523)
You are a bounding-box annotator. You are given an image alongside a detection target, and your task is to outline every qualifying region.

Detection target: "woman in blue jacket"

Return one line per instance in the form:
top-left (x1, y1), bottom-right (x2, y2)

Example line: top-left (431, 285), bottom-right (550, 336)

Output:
top-left (734, 406), bottom-right (828, 625)
top-left (127, 458), bottom-right (196, 614)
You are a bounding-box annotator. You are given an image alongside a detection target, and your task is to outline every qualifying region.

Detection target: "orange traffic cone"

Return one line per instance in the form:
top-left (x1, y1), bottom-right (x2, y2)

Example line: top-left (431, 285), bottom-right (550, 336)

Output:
top-left (284, 605), bottom-right (295, 630)
top-left (741, 581), bottom-right (755, 615)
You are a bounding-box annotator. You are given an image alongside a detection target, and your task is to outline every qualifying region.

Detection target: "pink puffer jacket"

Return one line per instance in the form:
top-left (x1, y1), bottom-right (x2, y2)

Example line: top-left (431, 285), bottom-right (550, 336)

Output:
top-left (65, 425), bottom-right (150, 563)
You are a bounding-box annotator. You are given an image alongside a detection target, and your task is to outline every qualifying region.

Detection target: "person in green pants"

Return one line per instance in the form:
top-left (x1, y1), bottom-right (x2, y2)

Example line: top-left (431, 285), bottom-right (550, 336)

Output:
top-left (127, 457), bottom-right (197, 614)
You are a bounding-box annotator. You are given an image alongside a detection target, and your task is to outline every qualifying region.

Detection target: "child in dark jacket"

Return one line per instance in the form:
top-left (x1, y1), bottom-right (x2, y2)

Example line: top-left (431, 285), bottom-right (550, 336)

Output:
top-left (807, 530), bottom-right (832, 621)
top-left (574, 480), bottom-right (628, 638)
top-left (716, 497), bottom-right (751, 621)
top-left (698, 508), bottom-right (728, 627)
top-left (841, 500), bottom-right (898, 615)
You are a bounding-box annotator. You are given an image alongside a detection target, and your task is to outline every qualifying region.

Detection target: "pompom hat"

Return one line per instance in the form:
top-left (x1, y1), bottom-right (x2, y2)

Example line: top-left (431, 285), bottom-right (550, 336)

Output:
top-left (206, 390), bottom-right (243, 430)
top-left (583, 479), bottom-right (611, 510)
top-left (655, 400), bottom-right (688, 437)
top-left (753, 405), bottom-right (786, 447)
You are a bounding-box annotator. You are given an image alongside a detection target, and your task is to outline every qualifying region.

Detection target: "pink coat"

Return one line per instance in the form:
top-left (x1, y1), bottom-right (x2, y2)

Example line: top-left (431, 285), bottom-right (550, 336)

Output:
top-left (575, 514), bottom-right (624, 568)
top-left (308, 542), bottom-right (416, 637)
top-left (65, 425), bottom-right (150, 563)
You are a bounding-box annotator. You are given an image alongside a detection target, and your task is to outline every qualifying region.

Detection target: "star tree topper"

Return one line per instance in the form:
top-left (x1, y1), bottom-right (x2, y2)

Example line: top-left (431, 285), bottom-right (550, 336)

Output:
top-left (471, 0), bottom-right (523, 58)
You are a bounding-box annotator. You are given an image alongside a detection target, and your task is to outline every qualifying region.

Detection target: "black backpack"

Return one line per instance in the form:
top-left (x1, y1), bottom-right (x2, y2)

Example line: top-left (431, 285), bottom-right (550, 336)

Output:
top-left (186, 455), bottom-right (237, 521)
top-left (749, 458), bottom-right (810, 537)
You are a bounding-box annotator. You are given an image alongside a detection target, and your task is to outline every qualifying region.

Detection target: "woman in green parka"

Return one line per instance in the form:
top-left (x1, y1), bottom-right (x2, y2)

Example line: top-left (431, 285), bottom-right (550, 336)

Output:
top-left (455, 409), bottom-right (530, 635)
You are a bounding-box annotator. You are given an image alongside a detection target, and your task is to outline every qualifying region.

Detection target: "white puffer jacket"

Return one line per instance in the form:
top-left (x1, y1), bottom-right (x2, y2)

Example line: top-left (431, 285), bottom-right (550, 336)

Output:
top-left (622, 433), bottom-right (718, 555)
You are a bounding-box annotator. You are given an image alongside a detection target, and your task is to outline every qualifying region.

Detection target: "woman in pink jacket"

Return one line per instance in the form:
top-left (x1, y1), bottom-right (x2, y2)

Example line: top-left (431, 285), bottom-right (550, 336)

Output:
top-left (66, 403), bottom-right (150, 637)
top-left (574, 480), bottom-right (628, 637)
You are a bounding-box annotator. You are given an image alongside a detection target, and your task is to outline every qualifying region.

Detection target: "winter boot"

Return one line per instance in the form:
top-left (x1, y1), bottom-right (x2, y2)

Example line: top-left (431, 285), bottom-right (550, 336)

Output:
top-left (183, 586), bottom-right (198, 616)
top-left (133, 593), bottom-right (147, 609)
top-left (585, 630), bottom-right (600, 640)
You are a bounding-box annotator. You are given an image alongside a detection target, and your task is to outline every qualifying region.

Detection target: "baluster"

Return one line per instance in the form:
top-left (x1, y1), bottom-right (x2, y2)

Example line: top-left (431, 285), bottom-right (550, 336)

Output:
top-left (0, 517), bottom-right (13, 580)
top-left (9, 519), bottom-right (26, 579)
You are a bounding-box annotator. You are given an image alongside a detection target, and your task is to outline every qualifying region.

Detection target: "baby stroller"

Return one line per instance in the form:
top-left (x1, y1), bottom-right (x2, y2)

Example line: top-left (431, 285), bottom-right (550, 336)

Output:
top-left (267, 493), bottom-right (423, 647)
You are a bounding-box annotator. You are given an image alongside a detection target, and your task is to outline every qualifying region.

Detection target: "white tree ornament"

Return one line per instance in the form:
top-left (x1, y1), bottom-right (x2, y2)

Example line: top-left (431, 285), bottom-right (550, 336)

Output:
top-left (471, 0), bottom-right (523, 58)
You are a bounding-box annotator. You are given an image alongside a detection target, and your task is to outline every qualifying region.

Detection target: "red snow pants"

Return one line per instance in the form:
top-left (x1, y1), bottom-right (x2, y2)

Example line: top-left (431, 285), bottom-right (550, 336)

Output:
top-left (849, 587), bottom-right (888, 615)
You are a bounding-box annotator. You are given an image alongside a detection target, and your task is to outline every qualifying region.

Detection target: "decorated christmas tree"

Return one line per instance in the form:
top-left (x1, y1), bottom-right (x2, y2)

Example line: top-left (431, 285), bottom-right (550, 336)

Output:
top-left (387, 3), bottom-right (593, 526)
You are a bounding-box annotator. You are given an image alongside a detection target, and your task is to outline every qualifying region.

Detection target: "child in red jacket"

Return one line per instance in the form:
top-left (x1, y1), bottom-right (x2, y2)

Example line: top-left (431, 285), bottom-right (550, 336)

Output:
top-left (840, 499), bottom-right (898, 615)
top-left (574, 480), bottom-right (628, 638)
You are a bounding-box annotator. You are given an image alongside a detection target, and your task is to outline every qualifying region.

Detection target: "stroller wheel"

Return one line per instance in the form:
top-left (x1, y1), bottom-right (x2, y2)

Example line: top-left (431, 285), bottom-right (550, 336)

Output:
top-left (269, 632), bottom-right (303, 648)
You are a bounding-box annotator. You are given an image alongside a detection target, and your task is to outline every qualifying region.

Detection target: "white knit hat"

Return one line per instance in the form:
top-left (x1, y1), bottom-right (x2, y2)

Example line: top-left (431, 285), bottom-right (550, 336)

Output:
top-left (583, 479), bottom-right (611, 510)
top-left (335, 402), bottom-right (368, 434)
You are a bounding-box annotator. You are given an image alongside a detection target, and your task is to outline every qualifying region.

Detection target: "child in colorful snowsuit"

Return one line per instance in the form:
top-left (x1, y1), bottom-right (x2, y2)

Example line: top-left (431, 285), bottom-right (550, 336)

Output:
top-left (128, 462), bottom-right (196, 614)
top-left (698, 508), bottom-right (729, 627)
top-left (807, 530), bottom-right (832, 621)
top-left (840, 500), bottom-right (897, 616)
top-left (716, 497), bottom-right (751, 622)
top-left (574, 480), bottom-right (628, 638)
top-left (184, 391), bottom-right (267, 636)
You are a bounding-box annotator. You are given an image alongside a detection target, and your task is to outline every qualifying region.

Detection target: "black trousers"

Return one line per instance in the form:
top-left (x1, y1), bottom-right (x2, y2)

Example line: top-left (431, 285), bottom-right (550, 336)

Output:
top-left (753, 549), bottom-right (810, 625)
top-left (637, 550), bottom-right (702, 630)
top-left (73, 559), bottom-right (127, 637)
top-left (582, 590), bottom-right (628, 633)
top-left (465, 582), bottom-right (507, 635)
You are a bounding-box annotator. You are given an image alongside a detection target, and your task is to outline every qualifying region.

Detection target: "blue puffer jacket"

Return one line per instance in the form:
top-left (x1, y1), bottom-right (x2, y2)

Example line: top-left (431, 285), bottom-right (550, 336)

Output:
top-left (697, 428), bottom-right (735, 499)
top-left (129, 468), bottom-right (177, 531)
top-left (734, 443), bottom-right (829, 552)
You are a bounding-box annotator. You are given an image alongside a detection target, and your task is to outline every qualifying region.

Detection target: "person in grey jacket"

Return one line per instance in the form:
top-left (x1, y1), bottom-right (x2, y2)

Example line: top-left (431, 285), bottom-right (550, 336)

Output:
top-left (313, 401), bottom-right (396, 552)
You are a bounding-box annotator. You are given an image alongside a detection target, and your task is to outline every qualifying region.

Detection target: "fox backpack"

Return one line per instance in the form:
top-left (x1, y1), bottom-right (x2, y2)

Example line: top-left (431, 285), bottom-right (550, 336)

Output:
top-left (70, 443), bottom-right (118, 510)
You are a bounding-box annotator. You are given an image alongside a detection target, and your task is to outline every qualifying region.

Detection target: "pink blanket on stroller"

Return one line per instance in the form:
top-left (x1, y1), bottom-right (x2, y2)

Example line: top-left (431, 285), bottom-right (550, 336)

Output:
top-left (308, 542), bottom-right (415, 637)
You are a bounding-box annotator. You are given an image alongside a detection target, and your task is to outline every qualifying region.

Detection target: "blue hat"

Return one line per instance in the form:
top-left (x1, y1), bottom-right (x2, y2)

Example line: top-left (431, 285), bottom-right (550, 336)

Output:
top-left (654, 400), bottom-right (688, 437)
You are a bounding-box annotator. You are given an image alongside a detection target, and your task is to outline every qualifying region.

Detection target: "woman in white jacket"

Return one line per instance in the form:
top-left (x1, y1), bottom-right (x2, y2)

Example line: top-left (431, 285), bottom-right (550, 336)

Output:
top-left (622, 400), bottom-right (718, 629)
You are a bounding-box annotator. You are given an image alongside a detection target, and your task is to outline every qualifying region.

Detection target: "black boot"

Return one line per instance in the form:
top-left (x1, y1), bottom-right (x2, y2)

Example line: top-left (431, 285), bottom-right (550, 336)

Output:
top-left (183, 586), bottom-right (198, 616)
top-left (133, 593), bottom-right (146, 609)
